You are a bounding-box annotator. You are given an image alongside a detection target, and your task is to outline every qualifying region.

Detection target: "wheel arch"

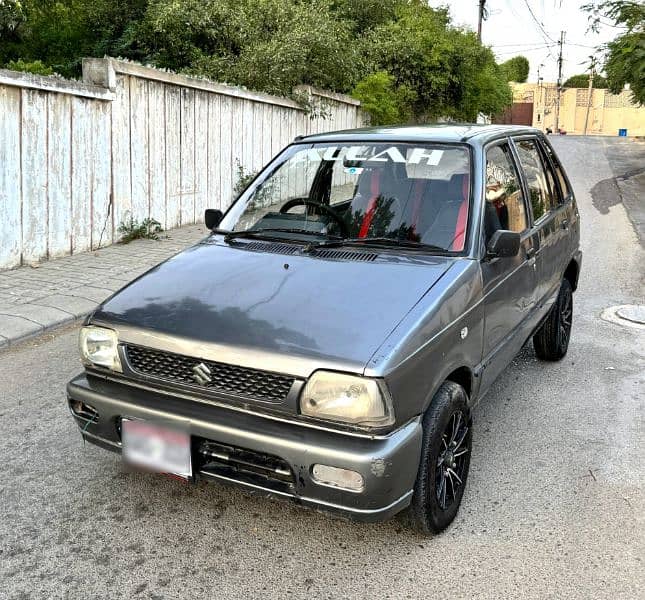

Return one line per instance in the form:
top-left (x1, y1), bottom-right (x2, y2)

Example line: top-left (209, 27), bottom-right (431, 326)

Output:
top-left (564, 258), bottom-right (580, 292)
top-left (444, 366), bottom-right (473, 402)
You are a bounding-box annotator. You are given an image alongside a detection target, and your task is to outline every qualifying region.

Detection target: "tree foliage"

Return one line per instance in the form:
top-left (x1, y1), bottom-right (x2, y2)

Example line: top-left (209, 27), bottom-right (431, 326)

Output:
top-left (563, 73), bottom-right (608, 88)
top-left (500, 56), bottom-right (530, 82)
top-left (583, 1), bottom-right (645, 104)
top-left (0, 0), bottom-right (512, 121)
top-left (351, 71), bottom-right (410, 125)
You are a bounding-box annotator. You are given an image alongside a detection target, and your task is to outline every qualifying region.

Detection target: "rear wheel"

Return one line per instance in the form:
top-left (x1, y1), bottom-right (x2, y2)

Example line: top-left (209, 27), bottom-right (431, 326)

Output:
top-left (408, 381), bottom-right (472, 534)
top-left (533, 278), bottom-right (573, 361)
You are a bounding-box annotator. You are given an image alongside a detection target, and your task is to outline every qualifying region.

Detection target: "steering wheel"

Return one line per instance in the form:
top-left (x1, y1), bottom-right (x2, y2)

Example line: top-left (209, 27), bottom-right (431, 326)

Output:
top-left (279, 198), bottom-right (348, 237)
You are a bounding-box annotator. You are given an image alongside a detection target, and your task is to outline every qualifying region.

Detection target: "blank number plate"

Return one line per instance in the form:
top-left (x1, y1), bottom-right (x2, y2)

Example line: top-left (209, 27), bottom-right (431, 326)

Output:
top-left (122, 419), bottom-right (192, 479)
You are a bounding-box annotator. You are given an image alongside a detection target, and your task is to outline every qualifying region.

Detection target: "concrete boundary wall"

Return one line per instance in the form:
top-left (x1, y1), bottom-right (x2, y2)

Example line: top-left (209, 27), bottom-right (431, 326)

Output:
top-left (0, 58), bottom-right (367, 270)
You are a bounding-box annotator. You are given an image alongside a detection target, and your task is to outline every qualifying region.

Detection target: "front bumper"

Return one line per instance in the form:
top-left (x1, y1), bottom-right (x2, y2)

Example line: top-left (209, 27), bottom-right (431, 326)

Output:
top-left (67, 373), bottom-right (422, 522)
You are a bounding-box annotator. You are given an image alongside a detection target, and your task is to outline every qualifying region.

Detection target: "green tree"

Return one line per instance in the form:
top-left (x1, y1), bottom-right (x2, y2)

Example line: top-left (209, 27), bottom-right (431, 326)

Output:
top-left (0, 0), bottom-right (25, 34)
top-left (362, 2), bottom-right (511, 121)
top-left (351, 71), bottom-right (412, 125)
top-left (563, 73), bottom-right (608, 88)
top-left (0, 0), bottom-right (148, 77)
top-left (500, 55), bottom-right (530, 82)
top-left (583, 1), bottom-right (645, 104)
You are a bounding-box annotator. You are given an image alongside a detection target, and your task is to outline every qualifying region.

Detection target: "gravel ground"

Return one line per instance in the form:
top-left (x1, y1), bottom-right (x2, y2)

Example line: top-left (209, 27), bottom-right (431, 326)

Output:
top-left (0, 136), bottom-right (643, 600)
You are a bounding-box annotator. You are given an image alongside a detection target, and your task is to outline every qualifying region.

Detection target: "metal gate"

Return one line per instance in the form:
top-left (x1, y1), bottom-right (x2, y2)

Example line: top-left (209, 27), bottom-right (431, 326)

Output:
top-left (493, 102), bottom-right (534, 126)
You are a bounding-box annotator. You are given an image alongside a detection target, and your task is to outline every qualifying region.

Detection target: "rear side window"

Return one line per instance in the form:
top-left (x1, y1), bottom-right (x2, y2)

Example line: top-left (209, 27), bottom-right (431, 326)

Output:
top-left (542, 141), bottom-right (571, 200)
top-left (515, 139), bottom-right (558, 221)
top-left (484, 144), bottom-right (528, 243)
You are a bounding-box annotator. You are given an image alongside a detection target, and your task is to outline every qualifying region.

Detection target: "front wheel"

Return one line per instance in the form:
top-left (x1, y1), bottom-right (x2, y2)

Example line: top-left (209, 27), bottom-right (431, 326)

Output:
top-left (408, 381), bottom-right (472, 534)
top-left (533, 278), bottom-right (573, 361)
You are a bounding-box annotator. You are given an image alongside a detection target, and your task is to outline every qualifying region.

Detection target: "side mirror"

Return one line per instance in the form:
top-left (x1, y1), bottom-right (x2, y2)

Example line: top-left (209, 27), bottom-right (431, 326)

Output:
top-left (486, 230), bottom-right (521, 259)
top-left (204, 209), bottom-right (223, 230)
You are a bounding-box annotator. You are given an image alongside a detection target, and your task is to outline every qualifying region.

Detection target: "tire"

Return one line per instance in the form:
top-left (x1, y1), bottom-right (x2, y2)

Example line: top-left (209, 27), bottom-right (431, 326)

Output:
top-left (533, 278), bottom-right (573, 361)
top-left (408, 381), bottom-right (472, 534)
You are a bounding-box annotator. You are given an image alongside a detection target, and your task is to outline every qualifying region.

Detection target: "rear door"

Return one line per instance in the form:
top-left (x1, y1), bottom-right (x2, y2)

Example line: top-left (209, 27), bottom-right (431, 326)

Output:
top-left (479, 140), bottom-right (537, 392)
top-left (512, 136), bottom-right (568, 312)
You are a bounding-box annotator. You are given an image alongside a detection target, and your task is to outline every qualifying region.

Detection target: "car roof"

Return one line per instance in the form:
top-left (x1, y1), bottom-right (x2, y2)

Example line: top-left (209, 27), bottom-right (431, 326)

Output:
top-left (295, 123), bottom-right (542, 145)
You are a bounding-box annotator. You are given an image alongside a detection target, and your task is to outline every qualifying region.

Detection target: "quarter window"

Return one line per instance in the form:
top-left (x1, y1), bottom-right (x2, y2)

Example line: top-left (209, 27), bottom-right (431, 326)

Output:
top-left (542, 141), bottom-right (571, 201)
top-left (515, 138), bottom-right (558, 221)
top-left (484, 144), bottom-right (528, 243)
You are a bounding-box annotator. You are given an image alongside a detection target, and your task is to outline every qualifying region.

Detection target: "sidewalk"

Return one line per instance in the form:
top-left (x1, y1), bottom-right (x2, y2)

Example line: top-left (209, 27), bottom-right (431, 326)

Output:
top-left (0, 225), bottom-right (206, 348)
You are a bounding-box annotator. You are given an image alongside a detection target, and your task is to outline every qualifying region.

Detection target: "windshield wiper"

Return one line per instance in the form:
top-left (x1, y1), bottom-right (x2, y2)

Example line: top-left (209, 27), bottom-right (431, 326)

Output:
top-left (306, 237), bottom-right (448, 252)
top-left (217, 228), bottom-right (341, 244)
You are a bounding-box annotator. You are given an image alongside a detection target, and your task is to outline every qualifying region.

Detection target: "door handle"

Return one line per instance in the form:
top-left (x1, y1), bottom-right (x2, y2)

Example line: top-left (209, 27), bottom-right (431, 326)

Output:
top-left (561, 219), bottom-right (569, 230)
top-left (526, 246), bottom-right (536, 259)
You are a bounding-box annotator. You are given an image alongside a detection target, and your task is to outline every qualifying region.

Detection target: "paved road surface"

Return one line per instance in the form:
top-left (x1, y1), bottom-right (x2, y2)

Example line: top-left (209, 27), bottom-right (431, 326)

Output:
top-left (1, 136), bottom-right (643, 600)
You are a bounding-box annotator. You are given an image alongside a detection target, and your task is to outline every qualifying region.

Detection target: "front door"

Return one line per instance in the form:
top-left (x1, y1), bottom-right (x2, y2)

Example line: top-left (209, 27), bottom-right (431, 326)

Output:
top-left (479, 141), bottom-right (538, 392)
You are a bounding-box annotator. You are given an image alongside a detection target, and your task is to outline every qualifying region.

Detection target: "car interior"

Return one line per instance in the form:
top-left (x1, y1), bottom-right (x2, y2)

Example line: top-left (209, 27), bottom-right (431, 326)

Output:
top-left (250, 154), bottom-right (471, 251)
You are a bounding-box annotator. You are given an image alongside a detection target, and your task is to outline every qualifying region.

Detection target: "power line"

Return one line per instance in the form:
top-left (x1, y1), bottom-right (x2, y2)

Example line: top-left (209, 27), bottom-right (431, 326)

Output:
top-left (494, 45), bottom-right (556, 56)
top-left (522, 0), bottom-right (556, 43)
top-left (491, 41), bottom-right (564, 48)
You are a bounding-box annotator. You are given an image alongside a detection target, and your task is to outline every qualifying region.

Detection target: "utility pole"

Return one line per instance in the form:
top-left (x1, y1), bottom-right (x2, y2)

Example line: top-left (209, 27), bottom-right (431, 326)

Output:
top-left (583, 57), bottom-right (596, 135)
top-left (554, 31), bottom-right (565, 134)
top-left (537, 64), bottom-right (545, 131)
top-left (477, 0), bottom-right (486, 41)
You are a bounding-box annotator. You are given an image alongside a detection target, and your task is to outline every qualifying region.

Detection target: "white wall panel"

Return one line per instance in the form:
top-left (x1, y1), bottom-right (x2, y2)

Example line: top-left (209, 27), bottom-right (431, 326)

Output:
top-left (70, 97), bottom-right (93, 254)
top-left (47, 93), bottom-right (71, 258)
top-left (90, 100), bottom-right (111, 249)
top-left (148, 81), bottom-right (167, 228)
top-left (180, 87), bottom-right (195, 225)
top-left (0, 86), bottom-right (22, 269)
top-left (129, 76), bottom-right (149, 221)
top-left (164, 85), bottom-right (181, 229)
top-left (21, 89), bottom-right (48, 263)
top-left (111, 75), bottom-right (132, 239)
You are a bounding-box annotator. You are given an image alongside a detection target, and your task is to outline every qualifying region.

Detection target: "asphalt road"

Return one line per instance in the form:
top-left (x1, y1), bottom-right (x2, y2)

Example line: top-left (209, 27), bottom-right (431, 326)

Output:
top-left (1, 136), bottom-right (643, 600)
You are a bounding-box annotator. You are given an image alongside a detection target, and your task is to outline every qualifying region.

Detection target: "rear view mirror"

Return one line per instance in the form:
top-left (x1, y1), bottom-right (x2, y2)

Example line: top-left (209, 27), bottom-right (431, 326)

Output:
top-left (486, 230), bottom-right (520, 259)
top-left (205, 209), bottom-right (223, 230)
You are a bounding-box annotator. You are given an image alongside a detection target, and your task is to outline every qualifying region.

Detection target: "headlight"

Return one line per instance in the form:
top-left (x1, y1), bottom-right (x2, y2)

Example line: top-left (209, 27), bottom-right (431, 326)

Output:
top-left (79, 326), bottom-right (122, 372)
top-left (300, 371), bottom-right (394, 427)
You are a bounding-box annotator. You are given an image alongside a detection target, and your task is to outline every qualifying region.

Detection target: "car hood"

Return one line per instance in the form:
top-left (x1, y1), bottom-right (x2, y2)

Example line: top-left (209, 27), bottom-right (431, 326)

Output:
top-left (93, 240), bottom-right (454, 376)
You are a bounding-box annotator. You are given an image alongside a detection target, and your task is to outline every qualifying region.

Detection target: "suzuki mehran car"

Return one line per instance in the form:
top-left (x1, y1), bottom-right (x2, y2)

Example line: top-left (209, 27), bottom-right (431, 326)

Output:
top-left (67, 124), bottom-right (581, 534)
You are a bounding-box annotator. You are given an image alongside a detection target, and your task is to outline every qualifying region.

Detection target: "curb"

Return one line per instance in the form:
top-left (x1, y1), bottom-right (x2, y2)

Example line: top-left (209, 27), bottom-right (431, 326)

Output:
top-left (0, 311), bottom-right (90, 350)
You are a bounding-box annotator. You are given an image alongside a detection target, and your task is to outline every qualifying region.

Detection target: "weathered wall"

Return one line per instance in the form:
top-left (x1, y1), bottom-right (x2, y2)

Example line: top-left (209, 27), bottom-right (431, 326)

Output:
top-left (511, 82), bottom-right (645, 137)
top-left (0, 58), bottom-right (367, 270)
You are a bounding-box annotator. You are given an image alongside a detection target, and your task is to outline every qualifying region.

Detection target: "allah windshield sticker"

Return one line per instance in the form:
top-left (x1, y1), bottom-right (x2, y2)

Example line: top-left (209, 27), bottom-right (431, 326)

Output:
top-left (292, 146), bottom-right (445, 166)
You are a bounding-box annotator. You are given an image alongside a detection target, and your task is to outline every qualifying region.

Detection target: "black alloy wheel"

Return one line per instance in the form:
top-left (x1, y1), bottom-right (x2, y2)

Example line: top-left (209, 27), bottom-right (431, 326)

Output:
top-left (408, 381), bottom-right (472, 534)
top-left (435, 411), bottom-right (470, 510)
top-left (533, 278), bottom-right (573, 361)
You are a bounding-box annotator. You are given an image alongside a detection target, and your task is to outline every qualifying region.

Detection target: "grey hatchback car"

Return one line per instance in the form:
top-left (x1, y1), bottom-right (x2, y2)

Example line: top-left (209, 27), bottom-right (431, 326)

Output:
top-left (67, 124), bottom-right (581, 534)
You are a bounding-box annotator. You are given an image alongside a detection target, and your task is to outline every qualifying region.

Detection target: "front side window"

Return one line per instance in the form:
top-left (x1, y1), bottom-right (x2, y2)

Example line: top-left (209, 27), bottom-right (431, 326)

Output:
top-left (484, 144), bottom-right (527, 243)
top-left (515, 138), bottom-right (558, 221)
top-left (220, 143), bottom-right (472, 252)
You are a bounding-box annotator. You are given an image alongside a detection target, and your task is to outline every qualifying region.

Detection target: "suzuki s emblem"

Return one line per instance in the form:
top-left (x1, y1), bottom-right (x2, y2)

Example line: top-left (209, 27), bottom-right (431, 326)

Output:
top-left (192, 362), bottom-right (212, 385)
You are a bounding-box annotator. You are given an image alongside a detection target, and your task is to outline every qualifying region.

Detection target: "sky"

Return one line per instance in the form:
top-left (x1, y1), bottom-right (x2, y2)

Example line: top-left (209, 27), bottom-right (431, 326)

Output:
top-left (427, 0), bottom-right (619, 83)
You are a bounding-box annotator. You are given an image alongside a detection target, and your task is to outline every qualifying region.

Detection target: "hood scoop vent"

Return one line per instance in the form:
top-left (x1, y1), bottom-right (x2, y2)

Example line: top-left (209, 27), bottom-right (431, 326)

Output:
top-left (312, 249), bottom-right (378, 262)
top-left (238, 241), bottom-right (301, 255)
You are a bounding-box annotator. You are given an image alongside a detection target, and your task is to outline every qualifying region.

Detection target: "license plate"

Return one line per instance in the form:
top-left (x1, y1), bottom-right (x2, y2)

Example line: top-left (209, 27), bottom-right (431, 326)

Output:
top-left (122, 419), bottom-right (192, 479)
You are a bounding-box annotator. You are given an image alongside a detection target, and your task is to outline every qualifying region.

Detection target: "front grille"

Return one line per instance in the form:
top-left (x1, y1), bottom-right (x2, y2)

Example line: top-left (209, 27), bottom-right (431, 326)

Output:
top-left (197, 439), bottom-right (295, 493)
top-left (124, 344), bottom-right (294, 403)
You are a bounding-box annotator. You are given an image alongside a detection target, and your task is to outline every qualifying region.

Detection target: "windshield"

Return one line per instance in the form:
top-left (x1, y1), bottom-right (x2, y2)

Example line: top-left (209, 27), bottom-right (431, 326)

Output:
top-left (219, 142), bottom-right (471, 252)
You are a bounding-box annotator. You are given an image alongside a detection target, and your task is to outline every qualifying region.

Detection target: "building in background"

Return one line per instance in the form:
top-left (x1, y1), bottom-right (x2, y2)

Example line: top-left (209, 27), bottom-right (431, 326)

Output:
top-left (494, 82), bottom-right (645, 137)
